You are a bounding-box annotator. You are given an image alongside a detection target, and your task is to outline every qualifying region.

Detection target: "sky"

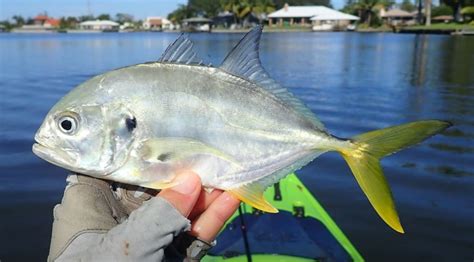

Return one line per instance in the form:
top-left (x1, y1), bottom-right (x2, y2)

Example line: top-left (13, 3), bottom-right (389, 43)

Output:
top-left (0, 0), bottom-right (187, 20)
top-left (0, 0), bottom-right (347, 21)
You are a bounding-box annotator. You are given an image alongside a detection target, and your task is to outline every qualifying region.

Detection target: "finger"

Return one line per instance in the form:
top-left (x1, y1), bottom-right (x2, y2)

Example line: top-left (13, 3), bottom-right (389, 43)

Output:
top-left (190, 191), bottom-right (241, 242)
top-left (189, 189), bottom-right (223, 221)
top-left (158, 171), bottom-right (201, 217)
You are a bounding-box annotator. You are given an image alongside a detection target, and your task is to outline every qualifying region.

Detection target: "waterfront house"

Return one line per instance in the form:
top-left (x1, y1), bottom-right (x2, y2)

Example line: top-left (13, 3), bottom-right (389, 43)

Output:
top-left (143, 17), bottom-right (174, 31)
top-left (79, 20), bottom-right (119, 32)
top-left (33, 14), bottom-right (60, 28)
top-left (268, 4), bottom-right (358, 30)
top-left (380, 8), bottom-right (416, 26)
top-left (12, 14), bottom-right (60, 33)
top-left (181, 17), bottom-right (213, 32)
top-left (432, 15), bottom-right (454, 23)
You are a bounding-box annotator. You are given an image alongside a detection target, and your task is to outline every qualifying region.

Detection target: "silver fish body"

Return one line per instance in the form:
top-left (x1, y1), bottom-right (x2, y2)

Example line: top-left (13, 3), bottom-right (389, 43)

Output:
top-left (33, 26), bottom-right (451, 233)
top-left (45, 62), bottom-right (336, 190)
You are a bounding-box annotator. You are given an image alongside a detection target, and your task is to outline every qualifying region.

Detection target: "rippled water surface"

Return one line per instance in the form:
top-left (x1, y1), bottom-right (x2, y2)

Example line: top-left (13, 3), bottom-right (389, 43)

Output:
top-left (0, 32), bottom-right (473, 261)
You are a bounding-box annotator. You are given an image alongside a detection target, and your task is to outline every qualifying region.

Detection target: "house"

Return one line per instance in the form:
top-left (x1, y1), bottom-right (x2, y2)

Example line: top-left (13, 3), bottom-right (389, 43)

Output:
top-left (268, 4), bottom-right (358, 30)
top-left (143, 17), bottom-right (174, 31)
top-left (181, 17), bottom-right (213, 32)
top-left (33, 14), bottom-right (60, 28)
top-left (380, 8), bottom-right (416, 25)
top-left (432, 15), bottom-right (453, 23)
top-left (79, 20), bottom-right (119, 32)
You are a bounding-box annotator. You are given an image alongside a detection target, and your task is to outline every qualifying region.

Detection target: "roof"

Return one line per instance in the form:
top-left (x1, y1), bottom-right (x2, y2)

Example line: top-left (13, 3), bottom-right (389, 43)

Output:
top-left (182, 17), bottom-right (213, 23)
top-left (269, 5), bottom-right (358, 20)
top-left (45, 18), bottom-right (60, 27)
top-left (147, 19), bottom-right (163, 25)
top-left (381, 9), bottom-right (414, 17)
top-left (310, 10), bottom-right (359, 21)
top-left (34, 15), bottom-right (49, 21)
top-left (432, 15), bottom-right (454, 20)
top-left (80, 20), bottom-right (119, 26)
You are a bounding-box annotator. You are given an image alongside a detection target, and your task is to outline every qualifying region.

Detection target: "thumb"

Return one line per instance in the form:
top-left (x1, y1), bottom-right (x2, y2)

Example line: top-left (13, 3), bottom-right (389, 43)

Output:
top-left (158, 171), bottom-right (201, 217)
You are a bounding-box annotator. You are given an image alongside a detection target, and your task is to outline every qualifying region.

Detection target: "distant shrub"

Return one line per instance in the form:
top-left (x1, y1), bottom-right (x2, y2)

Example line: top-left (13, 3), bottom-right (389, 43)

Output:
top-left (432, 4), bottom-right (453, 17)
top-left (461, 6), bottom-right (474, 22)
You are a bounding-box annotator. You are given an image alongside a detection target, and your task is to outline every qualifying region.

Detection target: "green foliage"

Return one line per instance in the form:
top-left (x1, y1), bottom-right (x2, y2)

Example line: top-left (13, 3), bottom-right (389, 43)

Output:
top-left (115, 13), bottom-right (134, 23)
top-left (168, 4), bottom-right (196, 22)
top-left (432, 4), bottom-right (454, 16)
top-left (78, 15), bottom-right (94, 22)
top-left (168, 0), bottom-right (278, 25)
top-left (97, 14), bottom-right (111, 20)
top-left (461, 6), bottom-right (474, 15)
top-left (0, 20), bottom-right (14, 31)
top-left (188, 0), bottom-right (222, 17)
top-left (341, 0), bottom-right (394, 25)
top-left (59, 16), bottom-right (79, 29)
top-left (12, 15), bottom-right (25, 26)
top-left (400, 0), bottom-right (416, 12)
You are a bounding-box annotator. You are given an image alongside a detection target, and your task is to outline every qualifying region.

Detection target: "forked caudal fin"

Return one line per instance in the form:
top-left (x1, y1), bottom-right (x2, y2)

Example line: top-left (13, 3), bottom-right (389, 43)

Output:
top-left (337, 120), bottom-right (452, 233)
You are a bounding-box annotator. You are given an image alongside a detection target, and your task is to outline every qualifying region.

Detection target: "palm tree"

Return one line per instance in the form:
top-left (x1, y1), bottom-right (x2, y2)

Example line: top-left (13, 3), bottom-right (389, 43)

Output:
top-left (253, 0), bottom-right (277, 23)
top-left (222, 0), bottom-right (254, 25)
top-left (424, 0), bottom-right (432, 25)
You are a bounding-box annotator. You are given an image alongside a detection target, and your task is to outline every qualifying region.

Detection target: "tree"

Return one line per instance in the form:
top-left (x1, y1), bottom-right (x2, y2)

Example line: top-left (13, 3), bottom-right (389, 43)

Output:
top-left (441, 0), bottom-right (474, 21)
top-left (60, 16), bottom-right (79, 29)
top-left (431, 4), bottom-right (453, 16)
top-left (116, 13), bottom-right (134, 23)
top-left (425, 0), bottom-right (432, 25)
top-left (97, 13), bottom-right (111, 20)
top-left (167, 4), bottom-right (196, 23)
top-left (222, 0), bottom-right (254, 24)
top-left (188, 0), bottom-right (222, 17)
top-left (78, 15), bottom-right (94, 22)
top-left (400, 0), bottom-right (416, 12)
top-left (12, 15), bottom-right (25, 26)
top-left (253, 0), bottom-right (276, 14)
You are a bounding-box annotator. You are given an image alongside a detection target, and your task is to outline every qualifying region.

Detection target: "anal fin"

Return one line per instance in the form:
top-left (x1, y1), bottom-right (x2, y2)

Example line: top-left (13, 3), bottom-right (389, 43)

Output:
top-left (228, 182), bottom-right (278, 213)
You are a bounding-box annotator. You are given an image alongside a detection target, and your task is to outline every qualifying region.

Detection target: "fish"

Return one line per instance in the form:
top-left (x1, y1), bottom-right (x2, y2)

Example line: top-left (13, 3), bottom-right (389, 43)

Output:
top-left (32, 26), bottom-right (451, 233)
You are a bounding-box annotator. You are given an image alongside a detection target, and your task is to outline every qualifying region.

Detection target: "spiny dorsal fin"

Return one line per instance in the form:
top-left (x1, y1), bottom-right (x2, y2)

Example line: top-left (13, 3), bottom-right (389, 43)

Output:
top-left (220, 26), bottom-right (325, 130)
top-left (159, 34), bottom-right (206, 65)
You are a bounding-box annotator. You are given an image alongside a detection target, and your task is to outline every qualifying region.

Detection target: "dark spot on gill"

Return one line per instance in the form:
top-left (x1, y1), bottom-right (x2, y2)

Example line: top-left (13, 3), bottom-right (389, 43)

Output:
top-left (126, 117), bottom-right (137, 132)
top-left (157, 153), bottom-right (172, 162)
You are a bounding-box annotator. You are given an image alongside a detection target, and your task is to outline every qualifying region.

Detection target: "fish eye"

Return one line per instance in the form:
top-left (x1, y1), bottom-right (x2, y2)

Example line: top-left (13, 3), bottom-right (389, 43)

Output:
top-left (126, 116), bottom-right (137, 132)
top-left (58, 115), bottom-right (78, 134)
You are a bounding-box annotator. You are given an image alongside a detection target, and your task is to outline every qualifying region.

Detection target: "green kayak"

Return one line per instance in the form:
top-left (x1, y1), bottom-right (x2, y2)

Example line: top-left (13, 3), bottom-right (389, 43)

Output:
top-left (203, 174), bottom-right (364, 262)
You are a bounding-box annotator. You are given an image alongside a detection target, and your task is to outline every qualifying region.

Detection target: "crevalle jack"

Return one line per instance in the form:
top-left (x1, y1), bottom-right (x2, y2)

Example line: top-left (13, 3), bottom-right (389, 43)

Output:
top-left (33, 26), bottom-right (451, 233)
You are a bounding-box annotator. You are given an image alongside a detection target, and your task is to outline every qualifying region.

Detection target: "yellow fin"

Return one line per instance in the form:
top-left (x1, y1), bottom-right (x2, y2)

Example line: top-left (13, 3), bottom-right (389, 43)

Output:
top-left (337, 120), bottom-right (451, 233)
top-left (141, 180), bottom-right (178, 190)
top-left (228, 183), bottom-right (278, 213)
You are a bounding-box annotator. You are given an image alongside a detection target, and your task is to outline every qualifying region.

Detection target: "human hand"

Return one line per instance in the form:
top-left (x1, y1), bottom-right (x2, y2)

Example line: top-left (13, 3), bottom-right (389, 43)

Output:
top-left (158, 171), bottom-right (241, 242)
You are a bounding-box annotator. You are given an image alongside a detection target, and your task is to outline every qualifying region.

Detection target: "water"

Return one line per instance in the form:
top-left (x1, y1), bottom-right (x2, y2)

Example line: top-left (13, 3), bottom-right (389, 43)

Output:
top-left (0, 32), bottom-right (473, 261)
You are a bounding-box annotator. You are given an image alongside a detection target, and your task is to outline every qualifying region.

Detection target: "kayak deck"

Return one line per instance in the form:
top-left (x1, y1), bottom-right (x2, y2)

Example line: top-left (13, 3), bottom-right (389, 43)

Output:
top-left (203, 173), bottom-right (363, 262)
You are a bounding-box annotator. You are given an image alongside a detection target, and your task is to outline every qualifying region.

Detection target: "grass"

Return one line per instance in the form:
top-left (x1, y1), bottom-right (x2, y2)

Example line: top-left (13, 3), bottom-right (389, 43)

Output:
top-left (405, 23), bottom-right (474, 30)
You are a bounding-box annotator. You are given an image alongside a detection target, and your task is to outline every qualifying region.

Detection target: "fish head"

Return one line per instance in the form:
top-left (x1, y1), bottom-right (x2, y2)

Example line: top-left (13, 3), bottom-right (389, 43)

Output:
top-left (33, 95), bottom-right (137, 177)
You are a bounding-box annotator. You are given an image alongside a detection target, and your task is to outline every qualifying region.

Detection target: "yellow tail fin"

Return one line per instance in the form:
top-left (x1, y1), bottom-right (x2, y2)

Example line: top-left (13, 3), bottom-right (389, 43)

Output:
top-left (338, 120), bottom-right (452, 233)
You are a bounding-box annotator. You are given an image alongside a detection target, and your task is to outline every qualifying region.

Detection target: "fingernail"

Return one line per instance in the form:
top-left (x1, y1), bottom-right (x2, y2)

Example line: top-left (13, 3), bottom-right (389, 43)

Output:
top-left (172, 173), bottom-right (199, 195)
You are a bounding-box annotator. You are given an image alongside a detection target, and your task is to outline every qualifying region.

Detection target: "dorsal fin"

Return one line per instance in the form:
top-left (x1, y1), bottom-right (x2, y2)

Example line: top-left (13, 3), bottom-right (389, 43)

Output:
top-left (159, 34), bottom-right (206, 65)
top-left (220, 26), bottom-right (325, 130)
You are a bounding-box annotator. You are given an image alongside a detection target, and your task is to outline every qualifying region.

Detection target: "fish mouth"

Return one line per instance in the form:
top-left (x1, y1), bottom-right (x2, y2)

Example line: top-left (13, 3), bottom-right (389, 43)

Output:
top-left (32, 141), bottom-right (76, 169)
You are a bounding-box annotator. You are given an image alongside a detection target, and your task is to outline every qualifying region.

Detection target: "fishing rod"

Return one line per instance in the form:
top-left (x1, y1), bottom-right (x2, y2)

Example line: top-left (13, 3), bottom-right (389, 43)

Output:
top-left (238, 204), bottom-right (252, 262)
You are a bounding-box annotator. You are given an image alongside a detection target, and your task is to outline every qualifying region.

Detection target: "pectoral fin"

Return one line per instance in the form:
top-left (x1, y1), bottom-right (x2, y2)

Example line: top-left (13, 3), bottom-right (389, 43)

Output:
top-left (228, 183), bottom-right (278, 213)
